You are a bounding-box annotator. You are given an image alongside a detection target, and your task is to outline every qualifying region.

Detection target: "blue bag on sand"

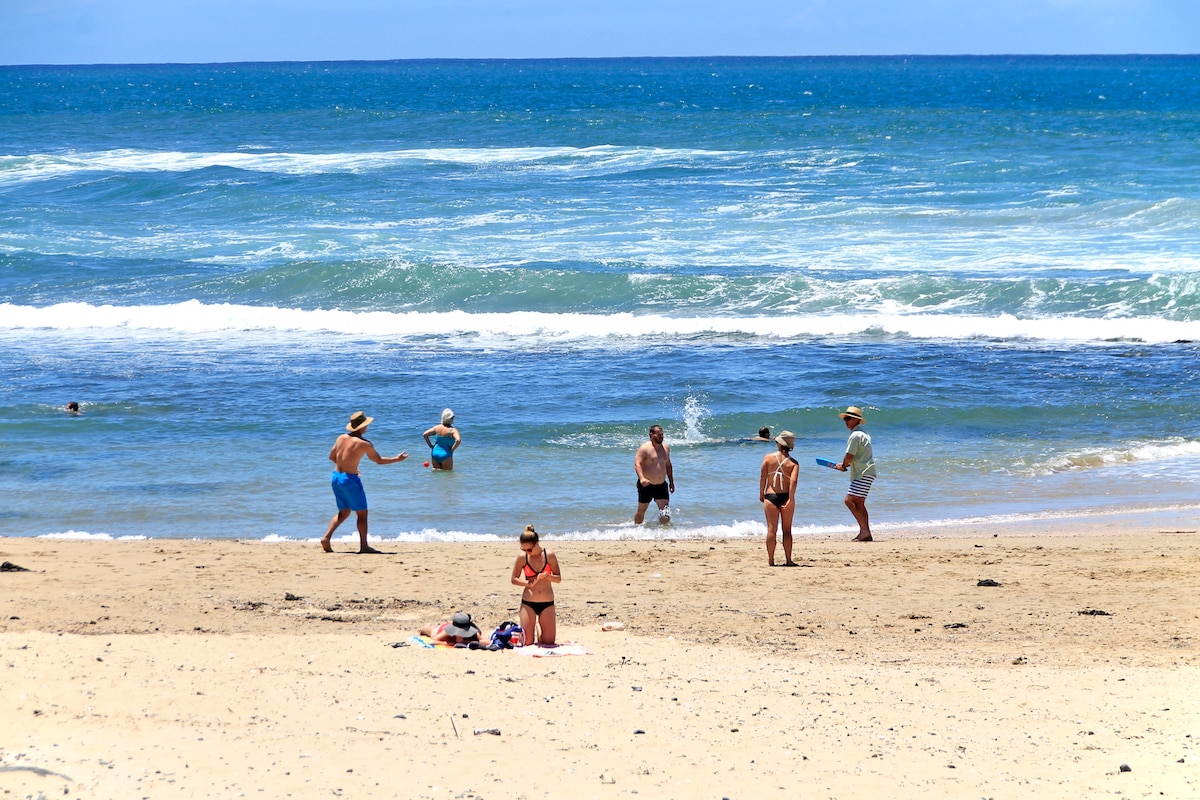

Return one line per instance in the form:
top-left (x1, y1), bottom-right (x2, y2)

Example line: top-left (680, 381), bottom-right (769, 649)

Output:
top-left (489, 621), bottom-right (524, 650)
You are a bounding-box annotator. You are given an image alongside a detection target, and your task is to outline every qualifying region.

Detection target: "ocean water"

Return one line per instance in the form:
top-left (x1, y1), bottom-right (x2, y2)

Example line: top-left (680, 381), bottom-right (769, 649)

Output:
top-left (2, 56), bottom-right (1199, 543)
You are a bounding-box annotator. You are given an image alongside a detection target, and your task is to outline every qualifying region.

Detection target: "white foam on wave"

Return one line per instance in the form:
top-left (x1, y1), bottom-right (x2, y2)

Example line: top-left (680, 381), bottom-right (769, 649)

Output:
top-left (26, 502), bottom-right (1200, 545)
top-left (309, 529), bottom-right (510, 545)
top-left (258, 513), bottom-right (1158, 543)
top-left (885, 502), bottom-right (1200, 530)
top-left (0, 145), bottom-right (742, 185)
top-left (1021, 438), bottom-right (1200, 476)
top-left (37, 530), bottom-right (148, 540)
top-left (551, 519), bottom-right (768, 541)
top-left (2, 300), bottom-right (1198, 345)
top-left (291, 519), bottom-right (775, 544)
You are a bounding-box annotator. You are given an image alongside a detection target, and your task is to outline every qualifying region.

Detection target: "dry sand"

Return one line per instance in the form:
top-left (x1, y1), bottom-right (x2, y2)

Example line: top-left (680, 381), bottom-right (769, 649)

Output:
top-left (2, 526), bottom-right (1198, 799)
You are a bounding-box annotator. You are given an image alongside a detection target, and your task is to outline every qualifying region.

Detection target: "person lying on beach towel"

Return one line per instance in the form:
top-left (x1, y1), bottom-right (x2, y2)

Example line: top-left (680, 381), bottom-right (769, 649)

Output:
top-left (418, 612), bottom-right (482, 647)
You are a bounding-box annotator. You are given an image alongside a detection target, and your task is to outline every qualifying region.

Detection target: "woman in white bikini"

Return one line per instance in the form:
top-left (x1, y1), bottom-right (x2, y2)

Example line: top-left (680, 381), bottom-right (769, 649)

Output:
top-left (759, 430), bottom-right (799, 567)
top-left (509, 525), bottom-right (561, 645)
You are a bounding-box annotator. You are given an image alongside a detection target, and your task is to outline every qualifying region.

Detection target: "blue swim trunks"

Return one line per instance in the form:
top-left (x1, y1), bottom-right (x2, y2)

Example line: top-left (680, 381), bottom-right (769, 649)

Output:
top-left (331, 471), bottom-right (368, 511)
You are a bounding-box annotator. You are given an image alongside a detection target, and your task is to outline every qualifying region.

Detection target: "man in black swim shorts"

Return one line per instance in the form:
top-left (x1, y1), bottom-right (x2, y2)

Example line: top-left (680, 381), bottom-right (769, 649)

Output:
top-left (634, 424), bottom-right (675, 524)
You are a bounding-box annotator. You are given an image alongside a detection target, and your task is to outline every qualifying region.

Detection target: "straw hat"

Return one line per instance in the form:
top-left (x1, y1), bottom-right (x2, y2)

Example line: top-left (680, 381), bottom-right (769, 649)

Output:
top-left (838, 406), bottom-right (865, 421)
top-left (346, 411), bottom-right (374, 432)
top-left (774, 430), bottom-right (795, 449)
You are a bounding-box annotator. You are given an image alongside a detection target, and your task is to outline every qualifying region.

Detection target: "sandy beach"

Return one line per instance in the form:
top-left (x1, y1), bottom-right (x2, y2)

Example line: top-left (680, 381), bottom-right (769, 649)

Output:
top-left (2, 525), bottom-right (1197, 799)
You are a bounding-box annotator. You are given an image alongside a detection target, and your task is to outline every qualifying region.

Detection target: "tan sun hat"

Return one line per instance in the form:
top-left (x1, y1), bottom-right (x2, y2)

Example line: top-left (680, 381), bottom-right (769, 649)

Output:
top-left (774, 430), bottom-right (795, 449)
top-left (838, 406), bottom-right (865, 421)
top-left (346, 410), bottom-right (374, 432)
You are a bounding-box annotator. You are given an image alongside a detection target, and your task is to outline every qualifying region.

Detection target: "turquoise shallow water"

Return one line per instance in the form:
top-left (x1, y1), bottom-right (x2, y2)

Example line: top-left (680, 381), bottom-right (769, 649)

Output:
top-left (1, 56), bottom-right (1199, 541)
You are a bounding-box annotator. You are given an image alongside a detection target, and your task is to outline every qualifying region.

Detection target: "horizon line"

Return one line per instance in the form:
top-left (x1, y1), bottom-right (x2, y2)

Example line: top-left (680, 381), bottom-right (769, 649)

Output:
top-left (3, 53), bottom-right (1198, 69)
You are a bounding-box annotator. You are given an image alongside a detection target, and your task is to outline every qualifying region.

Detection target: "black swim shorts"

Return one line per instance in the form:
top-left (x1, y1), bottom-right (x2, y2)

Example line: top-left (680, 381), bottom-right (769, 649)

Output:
top-left (636, 480), bottom-right (670, 504)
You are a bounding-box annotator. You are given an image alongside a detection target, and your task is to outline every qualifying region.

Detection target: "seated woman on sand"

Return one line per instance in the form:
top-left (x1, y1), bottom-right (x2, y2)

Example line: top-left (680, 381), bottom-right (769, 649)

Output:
top-left (510, 525), bottom-right (561, 645)
top-left (419, 612), bottom-right (482, 646)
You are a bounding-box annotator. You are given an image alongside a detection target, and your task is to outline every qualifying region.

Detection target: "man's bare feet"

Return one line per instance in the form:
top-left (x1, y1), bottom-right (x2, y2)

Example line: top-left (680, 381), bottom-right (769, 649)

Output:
top-left (320, 538), bottom-right (333, 553)
top-left (358, 546), bottom-right (382, 554)
top-left (853, 535), bottom-right (873, 542)
top-left (784, 561), bottom-right (799, 566)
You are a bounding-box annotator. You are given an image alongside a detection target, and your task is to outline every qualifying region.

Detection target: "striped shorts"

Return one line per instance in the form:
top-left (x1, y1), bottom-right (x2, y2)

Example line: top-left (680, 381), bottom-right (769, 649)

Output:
top-left (848, 476), bottom-right (875, 498)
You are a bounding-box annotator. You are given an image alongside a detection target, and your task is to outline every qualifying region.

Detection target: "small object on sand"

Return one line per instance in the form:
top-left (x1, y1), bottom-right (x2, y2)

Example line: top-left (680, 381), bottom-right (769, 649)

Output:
top-left (600, 774), bottom-right (616, 784)
top-left (601, 620), bottom-right (626, 631)
top-left (0, 765), bottom-right (71, 779)
top-left (0, 561), bottom-right (31, 572)
top-left (977, 579), bottom-right (1001, 587)
top-left (1119, 763), bottom-right (1131, 773)
top-left (284, 592), bottom-right (301, 601)
top-left (944, 622), bottom-right (968, 629)
top-left (1078, 609), bottom-right (1112, 616)
top-left (473, 728), bottom-right (501, 735)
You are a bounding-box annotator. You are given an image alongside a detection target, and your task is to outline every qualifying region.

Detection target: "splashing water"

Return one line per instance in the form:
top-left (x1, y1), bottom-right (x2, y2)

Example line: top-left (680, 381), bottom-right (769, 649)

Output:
top-left (680, 395), bottom-right (711, 442)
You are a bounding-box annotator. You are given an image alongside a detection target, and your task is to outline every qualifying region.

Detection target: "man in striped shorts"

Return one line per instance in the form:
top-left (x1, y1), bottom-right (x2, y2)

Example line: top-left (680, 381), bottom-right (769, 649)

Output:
top-left (834, 406), bottom-right (876, 542)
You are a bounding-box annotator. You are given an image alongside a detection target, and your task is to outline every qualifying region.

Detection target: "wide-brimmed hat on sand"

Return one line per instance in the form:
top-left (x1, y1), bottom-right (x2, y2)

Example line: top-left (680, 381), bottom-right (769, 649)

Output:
top-left (346, 411), bottom-right (374, 433)
top-left (444, 612), bottom-right (480, 639)
top-left (838, 406), bottom-right (865, 421)
top-left (775, 430), bottom-right (795, 449)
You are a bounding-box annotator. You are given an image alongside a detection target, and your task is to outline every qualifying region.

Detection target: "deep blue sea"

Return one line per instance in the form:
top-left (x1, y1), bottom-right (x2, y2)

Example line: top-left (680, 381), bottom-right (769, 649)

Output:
top-left (2, 56), bottom-right (1199, 543)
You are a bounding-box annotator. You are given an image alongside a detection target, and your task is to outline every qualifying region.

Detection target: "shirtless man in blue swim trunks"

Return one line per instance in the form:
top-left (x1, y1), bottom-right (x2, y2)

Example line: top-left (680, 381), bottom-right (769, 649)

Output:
top-left (634, 424), bottom-right (675, 524)
top-left (321, 411), bottom-right (408, 554)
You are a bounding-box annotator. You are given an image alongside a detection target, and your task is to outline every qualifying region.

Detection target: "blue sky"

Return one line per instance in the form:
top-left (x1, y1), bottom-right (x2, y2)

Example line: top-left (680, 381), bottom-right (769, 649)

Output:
top-left (1, 0), bottom-right (1198, 65)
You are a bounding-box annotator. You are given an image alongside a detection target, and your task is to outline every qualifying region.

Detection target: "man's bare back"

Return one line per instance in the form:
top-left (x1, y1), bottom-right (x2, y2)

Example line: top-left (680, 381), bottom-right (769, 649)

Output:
top-left (330, 432), bottom-right (377, 473)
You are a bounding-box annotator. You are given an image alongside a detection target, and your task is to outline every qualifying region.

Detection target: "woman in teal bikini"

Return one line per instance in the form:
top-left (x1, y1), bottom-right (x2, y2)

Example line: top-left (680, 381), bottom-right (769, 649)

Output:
top-left (422, 408), bottom-right (461, 470)
top-left (509, 525), bottom-right (561, 645)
